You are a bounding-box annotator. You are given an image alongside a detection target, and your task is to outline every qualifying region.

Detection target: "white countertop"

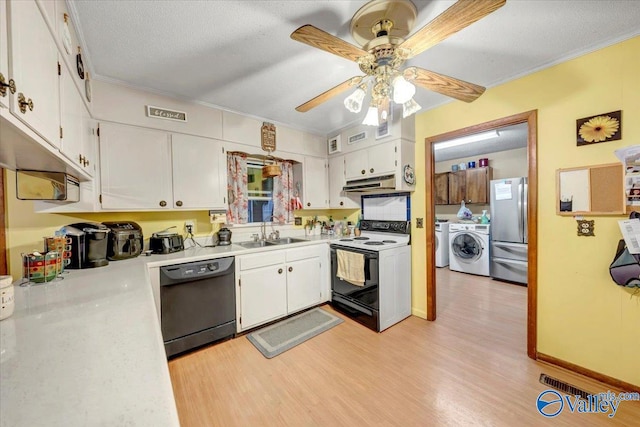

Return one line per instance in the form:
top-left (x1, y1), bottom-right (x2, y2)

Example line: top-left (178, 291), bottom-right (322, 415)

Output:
top-left (0, 235), bottom-right (334, 427)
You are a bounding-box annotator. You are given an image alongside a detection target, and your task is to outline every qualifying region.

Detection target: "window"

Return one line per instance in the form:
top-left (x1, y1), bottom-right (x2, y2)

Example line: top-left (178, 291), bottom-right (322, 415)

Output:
top-left (247, 159), bottom-right (274, 223)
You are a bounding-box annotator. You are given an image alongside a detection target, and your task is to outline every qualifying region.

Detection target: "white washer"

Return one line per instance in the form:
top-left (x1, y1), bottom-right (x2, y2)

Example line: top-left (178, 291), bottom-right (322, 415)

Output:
top-left (435, 222), bottom-right (449, 267)
top-left (449, 223), bottom-right (490, 276)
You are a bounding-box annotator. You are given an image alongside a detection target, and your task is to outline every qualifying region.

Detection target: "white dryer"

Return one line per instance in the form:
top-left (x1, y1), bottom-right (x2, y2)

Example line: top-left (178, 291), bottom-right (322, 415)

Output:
top-left (435, 222), bottom-right (449, 267)
top-left (449, 223), bottom-right (490, 276)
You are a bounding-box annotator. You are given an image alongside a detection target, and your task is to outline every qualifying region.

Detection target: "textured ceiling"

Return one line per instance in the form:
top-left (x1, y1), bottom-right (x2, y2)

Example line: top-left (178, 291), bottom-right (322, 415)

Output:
top-left (70, 0), bottom-right (640, 136)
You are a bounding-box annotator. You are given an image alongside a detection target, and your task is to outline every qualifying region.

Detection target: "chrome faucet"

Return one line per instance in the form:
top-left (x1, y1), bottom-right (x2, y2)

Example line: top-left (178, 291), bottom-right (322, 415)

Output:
top-left (261, 215), bottom-right (280, 241)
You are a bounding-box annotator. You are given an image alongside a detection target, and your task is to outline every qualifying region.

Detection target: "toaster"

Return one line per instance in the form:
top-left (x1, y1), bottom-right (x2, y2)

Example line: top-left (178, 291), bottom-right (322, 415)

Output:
top-left (102, 222), bottom-right (144, 260)
top-left (149, 232), bottom-right (184, 254)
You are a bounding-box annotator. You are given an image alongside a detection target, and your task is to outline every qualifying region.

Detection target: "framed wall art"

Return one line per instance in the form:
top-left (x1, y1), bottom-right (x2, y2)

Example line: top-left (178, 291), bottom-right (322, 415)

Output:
top-left (576, 110), bottom-right (621, 146)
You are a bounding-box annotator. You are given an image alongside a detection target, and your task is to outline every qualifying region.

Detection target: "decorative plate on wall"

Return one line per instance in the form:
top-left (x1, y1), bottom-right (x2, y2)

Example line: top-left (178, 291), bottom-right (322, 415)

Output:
top-left (403, 164), bottom-right (415, 185)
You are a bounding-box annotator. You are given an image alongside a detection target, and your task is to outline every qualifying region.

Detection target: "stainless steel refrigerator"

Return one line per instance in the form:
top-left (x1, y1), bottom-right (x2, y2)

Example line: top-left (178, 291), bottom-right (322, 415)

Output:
top-left (489, 177), bottom-right (528, 285)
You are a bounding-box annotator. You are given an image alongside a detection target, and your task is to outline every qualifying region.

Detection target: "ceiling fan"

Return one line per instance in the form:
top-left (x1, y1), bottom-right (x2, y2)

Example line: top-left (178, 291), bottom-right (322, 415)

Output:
top-left (290, 0), bottom-right (506, 124)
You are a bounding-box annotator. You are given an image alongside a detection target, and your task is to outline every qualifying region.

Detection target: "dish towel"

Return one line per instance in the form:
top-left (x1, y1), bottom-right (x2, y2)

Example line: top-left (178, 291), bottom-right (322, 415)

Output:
top-left (336, 249), bottom-right (365, 287)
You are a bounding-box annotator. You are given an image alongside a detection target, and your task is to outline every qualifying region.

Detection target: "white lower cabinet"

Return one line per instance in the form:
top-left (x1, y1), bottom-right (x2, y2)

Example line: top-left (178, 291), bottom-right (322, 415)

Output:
top-left (286, 251), bottom-right (322, 313)
top-left (236, 245), bottom-right (328, 332)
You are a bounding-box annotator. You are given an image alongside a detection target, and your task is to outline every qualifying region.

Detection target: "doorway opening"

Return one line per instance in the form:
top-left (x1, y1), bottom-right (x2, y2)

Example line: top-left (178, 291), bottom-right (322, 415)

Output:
top-left (424, 110), bottom-right (538, 359)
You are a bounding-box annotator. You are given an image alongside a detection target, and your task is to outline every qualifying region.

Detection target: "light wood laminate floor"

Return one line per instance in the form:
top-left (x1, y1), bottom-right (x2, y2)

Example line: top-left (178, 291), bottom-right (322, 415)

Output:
top-left (169, 268), bottom-right (640, 426)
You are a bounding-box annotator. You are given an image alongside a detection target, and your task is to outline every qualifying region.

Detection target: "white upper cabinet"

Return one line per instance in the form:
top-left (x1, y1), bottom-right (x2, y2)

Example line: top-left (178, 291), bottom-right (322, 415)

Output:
top-left (7, 0), bottom-right (60, 147)
top-left (59, 60), bottom-right (93, 176)
top-left (328, 155), bottom-right (360, 209)
top-left (99, 122), bottom-right (173, 210)
top-left (171, 133), bottom-right (227, 210)
top-left (0, 0), bottom-right (9, 110)
top-left (345, 141), bottom-right (396, 181)
top-left (99, 122), bottom-right (228, 211)
top-left (295, 156), bottom-right (328, 209)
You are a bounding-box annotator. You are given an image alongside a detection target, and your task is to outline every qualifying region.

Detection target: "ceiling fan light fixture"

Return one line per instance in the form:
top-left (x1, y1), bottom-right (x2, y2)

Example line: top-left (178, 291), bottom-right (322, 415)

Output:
top-left (362, 106), bottom-right (379, 126)
top-left (402, 97), bottom-right (421, 118)
top-left (344, 84), bottom-right (367, 113)
top-left (392, 75), bottom-right (416, 104)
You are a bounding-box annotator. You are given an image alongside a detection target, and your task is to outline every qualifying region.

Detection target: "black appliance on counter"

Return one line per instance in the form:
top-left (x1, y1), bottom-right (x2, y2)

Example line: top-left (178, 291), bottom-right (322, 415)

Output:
top-left (64, 222), bottom-right (110, 269)
top-left (160, 257), bottom-right (236, 358)
top-left (150, 228), bottom-right (184, 254)
top-left (102, 221), bottom-right (144, 260)
top-left (216, 227), bottom-right (232, 246)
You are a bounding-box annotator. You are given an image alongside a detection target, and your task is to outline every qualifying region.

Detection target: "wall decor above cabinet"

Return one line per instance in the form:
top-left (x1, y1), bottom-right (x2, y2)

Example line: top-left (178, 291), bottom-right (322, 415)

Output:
top-left (348, 131), bottom-right (366, 145)
top-left (145, 105), bottom-right (187, 122)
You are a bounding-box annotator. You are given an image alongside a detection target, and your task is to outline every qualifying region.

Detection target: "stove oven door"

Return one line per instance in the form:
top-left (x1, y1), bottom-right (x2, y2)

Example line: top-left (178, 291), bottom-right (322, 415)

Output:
top-left (329, 245), bottom-right (380, 331)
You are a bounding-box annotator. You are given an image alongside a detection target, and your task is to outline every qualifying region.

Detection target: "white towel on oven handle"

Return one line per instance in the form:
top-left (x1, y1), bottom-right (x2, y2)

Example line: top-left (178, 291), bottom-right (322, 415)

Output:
top-left (336, 249), bottom-right (365, 287)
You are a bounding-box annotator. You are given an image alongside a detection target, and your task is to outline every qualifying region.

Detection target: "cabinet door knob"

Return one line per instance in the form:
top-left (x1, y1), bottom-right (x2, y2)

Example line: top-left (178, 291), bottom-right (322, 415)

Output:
top-left (159, 200), bottom-right (167, 207)
top-left (306, 202), bottom-right (311, 207)
top-left (370, 168), bottom-right (374, 173)
top-left (339, 201), bottom-right (344, 206)
top-left (176, 200), bottom-right (183, 207)
top-left (84, 159), bottom-right (89, 167)
top-left (278, 268), bottom-right (283, 274)
top-left (288, 266), bottom-right (293, 272)
top-left (361, 170), bottom-right (366, 175)
top-left (17, 93), bottom-right (33, 113)
top-left (0, 74), bottom-right (16, 96)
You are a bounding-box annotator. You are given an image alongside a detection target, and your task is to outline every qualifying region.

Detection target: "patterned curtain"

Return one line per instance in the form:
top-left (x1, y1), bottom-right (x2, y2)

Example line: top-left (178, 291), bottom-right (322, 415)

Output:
top-left (272, 160), bottom-right (294, 224)
top-left (226, 152), bottom-right (248, 224)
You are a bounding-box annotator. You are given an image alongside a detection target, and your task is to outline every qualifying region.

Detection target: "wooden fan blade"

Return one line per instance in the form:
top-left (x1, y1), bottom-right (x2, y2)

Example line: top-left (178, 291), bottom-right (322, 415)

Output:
top-left (404, 67), bottom-right (485, 103)
top-left (291, 25), bottom-right (369, 62)
top-left (295, 76), bottom-right (364, 112)
top-left (399, 0), bottom-right (506, 59)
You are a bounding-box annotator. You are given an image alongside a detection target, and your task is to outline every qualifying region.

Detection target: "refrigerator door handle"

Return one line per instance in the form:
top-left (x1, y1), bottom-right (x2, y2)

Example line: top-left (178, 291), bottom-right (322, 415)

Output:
top-left (517, 182), bottom-right (524, 243)
top-left (523, 180), bottom-right (528, 243)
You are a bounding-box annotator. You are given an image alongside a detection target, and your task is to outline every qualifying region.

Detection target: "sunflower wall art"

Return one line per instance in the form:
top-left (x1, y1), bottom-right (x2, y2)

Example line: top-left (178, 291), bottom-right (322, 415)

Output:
top-left (576, 110), bottom-right (622, 146)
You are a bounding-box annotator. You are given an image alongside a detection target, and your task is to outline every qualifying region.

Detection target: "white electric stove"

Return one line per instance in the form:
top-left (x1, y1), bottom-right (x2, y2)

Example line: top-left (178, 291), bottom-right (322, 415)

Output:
top-left (330, 220), bottom-right (411, 332)
top-left (332, 220), bottom-right (411, 251)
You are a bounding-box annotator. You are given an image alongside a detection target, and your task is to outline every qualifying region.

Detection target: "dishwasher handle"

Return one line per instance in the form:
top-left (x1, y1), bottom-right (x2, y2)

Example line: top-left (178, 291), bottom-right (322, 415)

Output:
top-left (160, 257), bottom-right (235, 285)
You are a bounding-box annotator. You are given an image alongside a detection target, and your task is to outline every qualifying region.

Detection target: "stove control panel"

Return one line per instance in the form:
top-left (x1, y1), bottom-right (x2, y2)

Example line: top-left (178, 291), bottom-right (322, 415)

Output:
top-left (360, 220), bottom-right (410, 234)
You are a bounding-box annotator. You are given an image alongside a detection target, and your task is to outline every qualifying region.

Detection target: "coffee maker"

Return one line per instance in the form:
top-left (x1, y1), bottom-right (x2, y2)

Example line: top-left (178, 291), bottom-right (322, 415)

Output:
top-left (64, 222), bottom-right (110, 269)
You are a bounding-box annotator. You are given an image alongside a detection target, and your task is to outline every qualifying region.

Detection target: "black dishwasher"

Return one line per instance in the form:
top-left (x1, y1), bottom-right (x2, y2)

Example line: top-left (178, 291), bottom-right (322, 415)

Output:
top-left (160, 257), bottom-right (236, 358)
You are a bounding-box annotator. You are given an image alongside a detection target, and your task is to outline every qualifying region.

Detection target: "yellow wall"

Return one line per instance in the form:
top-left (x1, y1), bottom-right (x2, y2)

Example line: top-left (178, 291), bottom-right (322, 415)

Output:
top-left (412, 36), bottom-right (639, 385)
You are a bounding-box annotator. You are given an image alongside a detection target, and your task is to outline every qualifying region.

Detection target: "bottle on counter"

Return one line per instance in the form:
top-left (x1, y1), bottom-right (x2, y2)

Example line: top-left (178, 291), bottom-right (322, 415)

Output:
top-left (481, 210), bottom-right (490, 224)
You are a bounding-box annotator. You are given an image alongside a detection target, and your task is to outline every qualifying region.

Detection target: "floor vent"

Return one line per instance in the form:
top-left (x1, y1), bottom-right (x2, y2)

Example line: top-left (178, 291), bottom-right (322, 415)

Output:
top-left (539, 374), bottom-right (591, 399)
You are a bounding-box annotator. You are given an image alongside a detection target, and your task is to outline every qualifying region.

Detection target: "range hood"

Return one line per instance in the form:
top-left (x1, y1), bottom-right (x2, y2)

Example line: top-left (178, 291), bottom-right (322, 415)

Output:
top-left (343, 174), bottom-right (397, 193)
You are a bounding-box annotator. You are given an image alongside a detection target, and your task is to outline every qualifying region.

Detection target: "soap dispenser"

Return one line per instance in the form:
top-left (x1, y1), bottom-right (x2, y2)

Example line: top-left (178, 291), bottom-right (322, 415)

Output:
top-left (480, 210), bottom-right (490, 224)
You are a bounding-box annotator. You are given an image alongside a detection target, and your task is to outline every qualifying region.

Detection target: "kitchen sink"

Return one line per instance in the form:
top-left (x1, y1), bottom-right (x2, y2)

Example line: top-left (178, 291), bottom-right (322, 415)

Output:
top-left (266, 237), bottom-right (308, 245)
top-left (238, 240), bottom-right (277, 248)
top-left (238, 237), bottom-right (308, 248)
